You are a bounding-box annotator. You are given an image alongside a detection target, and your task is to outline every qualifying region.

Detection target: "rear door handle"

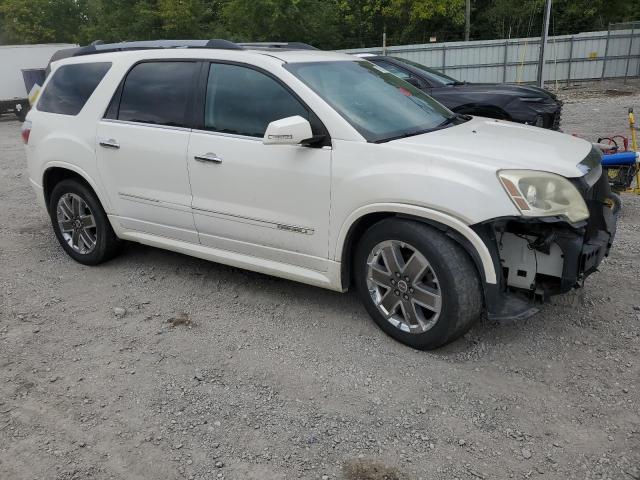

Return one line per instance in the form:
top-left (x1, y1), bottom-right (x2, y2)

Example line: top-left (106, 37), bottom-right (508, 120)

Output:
top-left (99, 139), bottom-right (120, 149)
top-left (194, 153), bottom-right (223, 164)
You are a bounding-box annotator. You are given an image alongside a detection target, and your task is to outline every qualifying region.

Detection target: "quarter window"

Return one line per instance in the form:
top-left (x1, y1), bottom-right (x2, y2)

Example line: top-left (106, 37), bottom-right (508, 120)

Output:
top-left (118, 61), bottom-right (196, 127)
top-left (204, 63), bottom-right (308, 137)
top-left (38, 62), bottom-right (111, 115)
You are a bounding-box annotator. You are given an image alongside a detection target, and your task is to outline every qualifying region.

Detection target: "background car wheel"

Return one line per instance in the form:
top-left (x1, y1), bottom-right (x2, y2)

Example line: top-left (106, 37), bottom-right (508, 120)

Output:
top-left (354, 218), bottom-right (483, 350)
top-left (15, 107), bottom-right (27, 122)
top-left (49, 179), bottom-right (120, 265)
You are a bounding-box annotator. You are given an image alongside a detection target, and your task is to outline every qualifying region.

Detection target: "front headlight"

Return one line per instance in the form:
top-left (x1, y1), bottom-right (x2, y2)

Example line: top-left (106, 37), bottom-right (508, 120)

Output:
top-left (498, 170), bottom-right (589, 223)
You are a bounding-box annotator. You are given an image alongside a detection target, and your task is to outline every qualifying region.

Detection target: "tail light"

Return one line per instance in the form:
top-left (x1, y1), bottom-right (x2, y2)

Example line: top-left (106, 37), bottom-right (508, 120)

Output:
top-left (21, 120), bottom-right (31, 144)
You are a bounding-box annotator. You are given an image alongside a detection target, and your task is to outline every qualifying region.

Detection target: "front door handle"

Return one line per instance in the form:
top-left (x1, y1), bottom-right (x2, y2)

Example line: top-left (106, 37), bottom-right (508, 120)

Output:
top-left (194, 153), bottom-right (223, 164)
top-left (99, 139), bottom-right (120, 149)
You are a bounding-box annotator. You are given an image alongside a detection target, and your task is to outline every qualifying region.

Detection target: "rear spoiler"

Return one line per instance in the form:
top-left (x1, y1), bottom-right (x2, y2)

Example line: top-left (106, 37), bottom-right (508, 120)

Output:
top-left (45, 46), bottom-right (83, 76)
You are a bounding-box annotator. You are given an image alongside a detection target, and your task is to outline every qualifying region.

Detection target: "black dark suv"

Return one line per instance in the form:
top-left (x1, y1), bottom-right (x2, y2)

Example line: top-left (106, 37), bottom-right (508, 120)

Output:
top-left (360, 54), bottom-right (562, 130)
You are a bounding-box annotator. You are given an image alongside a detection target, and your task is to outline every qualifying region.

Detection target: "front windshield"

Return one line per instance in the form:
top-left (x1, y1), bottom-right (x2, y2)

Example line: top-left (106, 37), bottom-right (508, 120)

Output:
top-left (285, 61), bottom-right (455, 143)
top-left (392, 57), bottom-right (460, 86)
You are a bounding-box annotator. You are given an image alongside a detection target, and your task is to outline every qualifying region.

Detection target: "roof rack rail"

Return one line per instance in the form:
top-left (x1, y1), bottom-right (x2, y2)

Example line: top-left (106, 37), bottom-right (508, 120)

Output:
top-left (237, 42), bottom-right (318, 51)
top-left (45, 39), bottom-right (244, 76)
top-left (71, 39), bottom-right (242, 57)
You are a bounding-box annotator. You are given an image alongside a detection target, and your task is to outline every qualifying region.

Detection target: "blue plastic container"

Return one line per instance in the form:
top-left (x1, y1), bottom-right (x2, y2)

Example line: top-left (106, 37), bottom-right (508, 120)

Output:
top-left (601, 151), bottom-right (638, 166)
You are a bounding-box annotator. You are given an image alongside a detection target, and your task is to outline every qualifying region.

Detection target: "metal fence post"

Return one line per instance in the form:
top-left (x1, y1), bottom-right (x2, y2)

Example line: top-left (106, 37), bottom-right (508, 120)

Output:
top-left (638, 31), bottom-right (640, 78)
top-left (566, 35), bottom-right (574, 86)
top-left (503, 40), bottom-right (509, 83)
top-left (637, 23), bottom-right (640, 77)
top-left (536, 0), bottom-right (552, 87)
top-left (601, 26), bottom-right (611, 82)
top-left (624, 25), bottom-right (635, 84)
top-left (442, 44), bottom-right (447, 74)
top-left (637, 29), bottom-right (640, 77)
top-left (382, 29), bottom-right (387, 56)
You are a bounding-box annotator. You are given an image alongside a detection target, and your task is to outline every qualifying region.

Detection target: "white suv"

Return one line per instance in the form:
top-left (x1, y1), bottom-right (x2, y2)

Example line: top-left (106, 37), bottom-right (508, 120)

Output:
top-left (24, 40), bottom-right (618, 349)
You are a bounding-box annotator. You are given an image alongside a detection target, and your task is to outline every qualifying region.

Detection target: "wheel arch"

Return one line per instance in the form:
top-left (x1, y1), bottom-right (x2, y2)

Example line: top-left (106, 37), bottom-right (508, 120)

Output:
top-left (42, 163), bottom-right (110, 214)
top-left (336, 204), bottom-right (497, 290)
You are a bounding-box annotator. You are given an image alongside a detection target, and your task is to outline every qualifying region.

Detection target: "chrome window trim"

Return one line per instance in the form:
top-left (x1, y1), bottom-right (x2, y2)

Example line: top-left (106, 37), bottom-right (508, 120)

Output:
top-left (191, 128), bottom-right (263, 142)
top-left (101, 118), bottom-right (191, 132)
top-left (101, 120), bottom-right (332, 147)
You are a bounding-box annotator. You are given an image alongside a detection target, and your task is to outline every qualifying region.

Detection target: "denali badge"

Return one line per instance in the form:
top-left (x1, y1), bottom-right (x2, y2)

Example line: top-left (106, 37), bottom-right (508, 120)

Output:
top-left (277, 224), bottom-right (314, 235)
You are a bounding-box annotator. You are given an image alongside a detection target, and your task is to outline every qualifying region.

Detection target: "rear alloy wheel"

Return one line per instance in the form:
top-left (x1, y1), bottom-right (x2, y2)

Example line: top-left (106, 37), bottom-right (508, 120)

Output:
top-left (56, 193), bottom-right (98, 254)
top-left (15, 104), bottom-right (27, 122)
top-left (49, 179), bottom-right (121, 265)
top-left (354, 218), bottom-right (483, 350)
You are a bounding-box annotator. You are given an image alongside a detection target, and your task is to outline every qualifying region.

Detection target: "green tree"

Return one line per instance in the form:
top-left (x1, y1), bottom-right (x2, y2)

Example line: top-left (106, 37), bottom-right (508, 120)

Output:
top-left (473, 0), bottom-right (544, 40)
top-left (335, 0), bottom-right (386, 48)
top-left (158, 0), bottom-right (217, 38)
top-left (222, 0), bottom-right (342, 49)
top-left (0, 0), bottom-right (83, 44)
top-left (552, 0), bottom-right (640, 35)
top-left (1, 0), bottom-right (638, 48)
top-left (77, 0), bottom-right (230, 44)
top-left (385, 0), bottom-right (466, 43)
top-left (473, 0), bottom-right (640, 40)
top-left (78, 0), bottom-right (161, 43)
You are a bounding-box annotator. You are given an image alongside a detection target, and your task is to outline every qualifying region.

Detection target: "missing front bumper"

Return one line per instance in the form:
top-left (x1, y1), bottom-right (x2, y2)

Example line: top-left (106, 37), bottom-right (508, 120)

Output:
top-left (472, 171), bottom-right (618, 319)
top-left (495, 219), bottom-right (615, 297)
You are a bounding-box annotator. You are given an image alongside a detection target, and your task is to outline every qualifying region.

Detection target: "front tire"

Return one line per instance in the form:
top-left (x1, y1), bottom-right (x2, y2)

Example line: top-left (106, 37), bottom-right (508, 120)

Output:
top-left (49, 179), bottom-right (120, 265)
top-left (354, 218), bottom-right (483, 350)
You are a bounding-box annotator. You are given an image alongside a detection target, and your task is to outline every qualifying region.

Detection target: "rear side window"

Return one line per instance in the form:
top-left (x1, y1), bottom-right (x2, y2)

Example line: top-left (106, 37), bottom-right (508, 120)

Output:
top-left (118, 61), bottom-right (197, 127)
top-left (38, 62), bottom-right (111, 115)
top-left (204, 63), bottom-right (308, 137)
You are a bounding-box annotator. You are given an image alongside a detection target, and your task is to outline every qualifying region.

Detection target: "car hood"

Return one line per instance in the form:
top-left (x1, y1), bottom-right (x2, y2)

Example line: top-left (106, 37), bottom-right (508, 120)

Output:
top-left (391, 116), bottom-right (590, 178)
top-left (448, 82), bottom-right (557, 101)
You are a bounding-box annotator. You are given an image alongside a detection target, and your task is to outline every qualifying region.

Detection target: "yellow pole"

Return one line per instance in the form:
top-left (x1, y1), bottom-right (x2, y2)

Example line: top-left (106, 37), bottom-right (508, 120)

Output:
top-left (630, 108), bottom-right (640, 194)
top-left (630, 108), bottom-right (638, 151)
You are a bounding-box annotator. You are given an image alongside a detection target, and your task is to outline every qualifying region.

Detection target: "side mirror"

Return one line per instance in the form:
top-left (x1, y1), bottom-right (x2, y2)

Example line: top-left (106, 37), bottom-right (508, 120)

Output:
top-left (263, 115), bottom-right (313, 146)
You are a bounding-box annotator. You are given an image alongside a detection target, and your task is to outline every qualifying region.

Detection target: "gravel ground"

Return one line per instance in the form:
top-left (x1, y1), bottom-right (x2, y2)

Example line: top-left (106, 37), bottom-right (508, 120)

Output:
top-left (1, 83), bottom-right (639, 480)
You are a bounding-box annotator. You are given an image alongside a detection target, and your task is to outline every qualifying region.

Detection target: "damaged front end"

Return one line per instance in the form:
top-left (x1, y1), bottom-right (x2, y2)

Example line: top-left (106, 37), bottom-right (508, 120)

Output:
top-left (472, 167), bottom-right (618, 320)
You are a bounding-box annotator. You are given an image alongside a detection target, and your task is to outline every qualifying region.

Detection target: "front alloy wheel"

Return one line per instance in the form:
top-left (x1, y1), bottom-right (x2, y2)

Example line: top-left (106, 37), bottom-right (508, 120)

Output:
top-left (366, 240), bottom-right (442, 334)
top-left (354, 218), bottom-right (483, 350)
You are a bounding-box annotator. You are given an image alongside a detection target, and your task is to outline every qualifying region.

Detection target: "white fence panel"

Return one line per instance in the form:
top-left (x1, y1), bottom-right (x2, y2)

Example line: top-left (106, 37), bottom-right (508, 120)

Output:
top-left (341, 26), bottom-right (640, 84)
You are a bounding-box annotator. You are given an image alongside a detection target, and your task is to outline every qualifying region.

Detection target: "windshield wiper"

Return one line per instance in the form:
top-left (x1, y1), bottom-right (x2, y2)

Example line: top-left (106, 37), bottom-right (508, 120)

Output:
top-left (375, 115), bottom-right (461, 143)
top-left (437, 115), bottom-right (458, 128)
top-left (374, 127), bottom-right (437, 143)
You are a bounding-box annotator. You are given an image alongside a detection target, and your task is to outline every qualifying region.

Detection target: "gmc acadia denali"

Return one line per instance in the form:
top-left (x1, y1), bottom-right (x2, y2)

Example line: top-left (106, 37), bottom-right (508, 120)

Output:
top-left (23, 40), bottom-right (618, 349)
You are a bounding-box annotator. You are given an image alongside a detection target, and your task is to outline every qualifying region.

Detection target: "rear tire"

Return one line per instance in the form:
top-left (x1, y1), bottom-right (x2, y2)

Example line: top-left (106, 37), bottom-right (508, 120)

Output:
top-left (15, 107), bottom-right (27, 122)
top-left (354, 218), bottom-right (483, 350)
top-left (49, 179), bottom-right (120, 265)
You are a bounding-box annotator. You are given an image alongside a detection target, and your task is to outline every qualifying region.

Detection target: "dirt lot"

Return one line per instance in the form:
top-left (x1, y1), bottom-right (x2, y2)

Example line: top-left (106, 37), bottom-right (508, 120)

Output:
top-left (1, 82), bottom-right (639, 480)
